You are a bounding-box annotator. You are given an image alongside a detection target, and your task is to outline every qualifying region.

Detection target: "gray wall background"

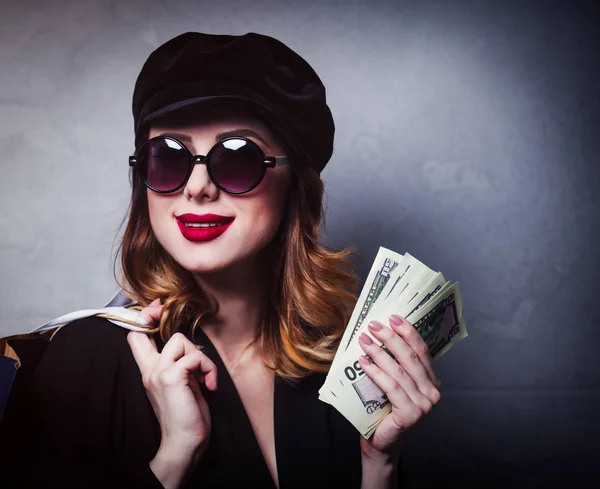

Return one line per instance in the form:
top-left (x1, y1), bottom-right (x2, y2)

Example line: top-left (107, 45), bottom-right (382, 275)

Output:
top-left (1, 0), bottom-right (598, 487)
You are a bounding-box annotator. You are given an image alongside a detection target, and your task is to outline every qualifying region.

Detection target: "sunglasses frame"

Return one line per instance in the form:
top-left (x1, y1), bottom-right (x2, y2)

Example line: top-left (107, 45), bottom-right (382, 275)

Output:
top-left (129, 135), bottom-right (288, 195)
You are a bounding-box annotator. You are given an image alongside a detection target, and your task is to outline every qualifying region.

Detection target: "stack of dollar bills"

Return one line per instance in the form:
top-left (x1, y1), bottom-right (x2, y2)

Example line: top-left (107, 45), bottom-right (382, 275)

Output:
top-left (318, 247), bottom-right (468, 438)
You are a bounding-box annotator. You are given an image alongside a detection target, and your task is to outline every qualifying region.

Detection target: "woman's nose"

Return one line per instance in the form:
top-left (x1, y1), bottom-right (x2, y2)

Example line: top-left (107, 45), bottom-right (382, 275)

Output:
top-left (183, 162), bottom-right (219, 201)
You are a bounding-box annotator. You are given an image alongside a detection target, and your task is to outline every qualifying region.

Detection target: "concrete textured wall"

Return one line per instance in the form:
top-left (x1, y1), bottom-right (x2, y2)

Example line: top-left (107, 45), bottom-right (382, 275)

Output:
top-left (1, 1), bottom-right (598, 487)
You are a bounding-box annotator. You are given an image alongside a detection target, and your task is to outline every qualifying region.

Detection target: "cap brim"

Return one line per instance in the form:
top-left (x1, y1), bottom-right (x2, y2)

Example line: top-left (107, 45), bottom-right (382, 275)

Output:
top-left (136, 94), bottom-right (313, 169)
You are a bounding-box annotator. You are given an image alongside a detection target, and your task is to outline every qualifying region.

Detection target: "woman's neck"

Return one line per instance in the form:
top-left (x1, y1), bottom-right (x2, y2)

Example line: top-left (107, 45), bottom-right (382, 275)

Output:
top-left (192, 255), bottom-right (270, 365)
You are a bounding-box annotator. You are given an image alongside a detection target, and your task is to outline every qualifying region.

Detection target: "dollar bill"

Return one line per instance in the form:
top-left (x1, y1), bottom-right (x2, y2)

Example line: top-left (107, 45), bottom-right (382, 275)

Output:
top-left (324, 252), bottom-right (437, 387)
top-left (320, 250), bottom-right (436, 404)
top-left (328, 248), bottom-right (404, 371)
top-left (319, 248), bottom-right (468, 437)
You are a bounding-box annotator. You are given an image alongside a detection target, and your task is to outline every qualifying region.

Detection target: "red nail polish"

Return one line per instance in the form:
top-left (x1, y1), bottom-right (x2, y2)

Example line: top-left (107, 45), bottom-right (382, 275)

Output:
top-left (359, 333), bottom-right (374, 345)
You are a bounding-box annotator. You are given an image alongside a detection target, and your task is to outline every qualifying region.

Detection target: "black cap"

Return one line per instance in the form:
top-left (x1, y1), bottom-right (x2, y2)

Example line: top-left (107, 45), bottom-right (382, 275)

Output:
top-left (132, 32), bottom-right (335, 173)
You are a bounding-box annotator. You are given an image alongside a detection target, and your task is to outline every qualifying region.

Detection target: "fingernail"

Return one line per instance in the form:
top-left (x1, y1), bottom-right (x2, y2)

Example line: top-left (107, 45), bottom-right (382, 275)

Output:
top-left (390, 314), bottom-right (403, 326)
top-left (359, 332), bottom-right (374, 345)
top-left (436, 378), bottom-right (442, 388)
top-left (359, 355), bottom-right (372, 365)
top-left (368, 321), bottom-right (383, 331)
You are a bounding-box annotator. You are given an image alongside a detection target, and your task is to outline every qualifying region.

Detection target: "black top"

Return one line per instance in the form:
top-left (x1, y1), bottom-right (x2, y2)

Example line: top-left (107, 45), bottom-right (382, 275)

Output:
top-left (0, 316), bottom-right (407, 489)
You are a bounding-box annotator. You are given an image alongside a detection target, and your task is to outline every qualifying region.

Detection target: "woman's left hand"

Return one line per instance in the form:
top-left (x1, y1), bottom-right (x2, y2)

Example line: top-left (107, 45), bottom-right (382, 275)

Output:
top-left (358, 314), bottom-right (442, 460)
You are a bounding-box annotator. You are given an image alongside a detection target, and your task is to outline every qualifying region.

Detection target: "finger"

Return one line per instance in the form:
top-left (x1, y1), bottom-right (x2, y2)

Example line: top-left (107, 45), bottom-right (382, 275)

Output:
top-left (172, 351), bottom-right (218, 391)
top-left (358, 355), bottom-right (423, 430)
top-left (127, 330), bottom-right (159, 373)
top-left (368, 321), bottom-right (432, 390)
top-left (148, 334), bottom-right (158, 350)
top-left (359, 329), bottom-right (436, 413)
top-left (368, 321), bottom-right (441, 408)
top-left (390, 315), bottom-right (441, 388)
top-left (156, 332), bottom-right (209, 375)
top-left (138, 299), bottom-right (164, 324)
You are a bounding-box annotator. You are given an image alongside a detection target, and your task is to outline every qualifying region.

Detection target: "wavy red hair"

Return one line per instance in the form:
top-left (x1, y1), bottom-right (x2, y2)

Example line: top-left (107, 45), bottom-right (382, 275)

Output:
top-left (110, 109), bottom-right (358, 380)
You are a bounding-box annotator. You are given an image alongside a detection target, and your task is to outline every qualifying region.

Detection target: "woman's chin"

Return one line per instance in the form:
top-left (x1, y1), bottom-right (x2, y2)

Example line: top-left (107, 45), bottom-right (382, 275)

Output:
top-left (173, 251), bottom-right (250, 276)
top-left (177, 258), bottom-right (233, 275)
top-left (165, 236), bottom-right (269, 276)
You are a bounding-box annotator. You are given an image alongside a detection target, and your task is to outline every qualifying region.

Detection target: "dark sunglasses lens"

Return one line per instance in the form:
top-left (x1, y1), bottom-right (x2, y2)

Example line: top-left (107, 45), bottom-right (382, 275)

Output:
top-left (209, 139), bottom-right (264, 192)
top-left (141, 138), bottom-right (189, 191)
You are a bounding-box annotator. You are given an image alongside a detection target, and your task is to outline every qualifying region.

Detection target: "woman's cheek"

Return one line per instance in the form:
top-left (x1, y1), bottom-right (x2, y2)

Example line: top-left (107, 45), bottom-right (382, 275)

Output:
top-left (146, 197), bottom-right (180, 253)
top-left (240, 201), bottom-right (285, 251)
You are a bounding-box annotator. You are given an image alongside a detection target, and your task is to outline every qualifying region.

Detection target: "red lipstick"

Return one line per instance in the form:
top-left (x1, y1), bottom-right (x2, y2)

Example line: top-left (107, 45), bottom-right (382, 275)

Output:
top-left (176, 213), bottom-right (235, 242)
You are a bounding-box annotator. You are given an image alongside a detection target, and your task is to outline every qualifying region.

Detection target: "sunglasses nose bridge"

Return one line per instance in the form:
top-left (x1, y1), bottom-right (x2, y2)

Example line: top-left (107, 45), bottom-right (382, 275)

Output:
top-left (191, 155), bottom-right (207, 166)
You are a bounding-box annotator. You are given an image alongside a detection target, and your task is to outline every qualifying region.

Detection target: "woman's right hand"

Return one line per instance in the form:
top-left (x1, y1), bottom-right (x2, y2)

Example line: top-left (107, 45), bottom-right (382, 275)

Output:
top-left (127, 298), bottom-right (217, 463)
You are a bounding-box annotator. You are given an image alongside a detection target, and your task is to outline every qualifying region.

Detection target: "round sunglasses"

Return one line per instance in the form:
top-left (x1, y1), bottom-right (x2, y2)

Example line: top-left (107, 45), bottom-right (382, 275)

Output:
top-left (129, 135), bottom-right (288, 194)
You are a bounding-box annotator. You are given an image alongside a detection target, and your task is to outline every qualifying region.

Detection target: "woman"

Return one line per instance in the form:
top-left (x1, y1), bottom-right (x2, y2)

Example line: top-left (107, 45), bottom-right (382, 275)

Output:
top-left (1, 32), bottom-right (441, 489)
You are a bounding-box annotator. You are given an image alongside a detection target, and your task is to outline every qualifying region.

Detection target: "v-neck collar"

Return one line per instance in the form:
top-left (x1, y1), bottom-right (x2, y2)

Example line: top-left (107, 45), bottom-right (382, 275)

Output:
top-left (180, 326), bottom-right (332, 489)
top-left (187, 326), bottom-right (276, 488)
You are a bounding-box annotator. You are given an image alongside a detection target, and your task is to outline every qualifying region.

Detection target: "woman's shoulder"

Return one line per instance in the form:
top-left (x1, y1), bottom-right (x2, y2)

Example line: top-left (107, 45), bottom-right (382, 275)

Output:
top-left (16, 315), bottom-right (153, 436)
top-left (48, 316), bottom-right (134, 359)
top-left (53, 314), bottom-right (132, 340)
top-left (0, 318), bottom-right (163, 488)
top-left (30, 316), bottom-right (135, 392)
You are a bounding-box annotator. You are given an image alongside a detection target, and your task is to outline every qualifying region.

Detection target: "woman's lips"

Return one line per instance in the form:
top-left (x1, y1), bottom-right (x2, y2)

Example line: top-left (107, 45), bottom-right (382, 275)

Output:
top-left (176, 214), bottom-right (235, 242)
top-left (177, 213), bottom-right (234, 224)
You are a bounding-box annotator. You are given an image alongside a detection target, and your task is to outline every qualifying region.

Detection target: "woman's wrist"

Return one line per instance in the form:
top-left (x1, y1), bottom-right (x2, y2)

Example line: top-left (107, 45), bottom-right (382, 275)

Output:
top-left (150, 439), bottom-right (204, 489)
top-left (360, 448), bottom-right (399, 489)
